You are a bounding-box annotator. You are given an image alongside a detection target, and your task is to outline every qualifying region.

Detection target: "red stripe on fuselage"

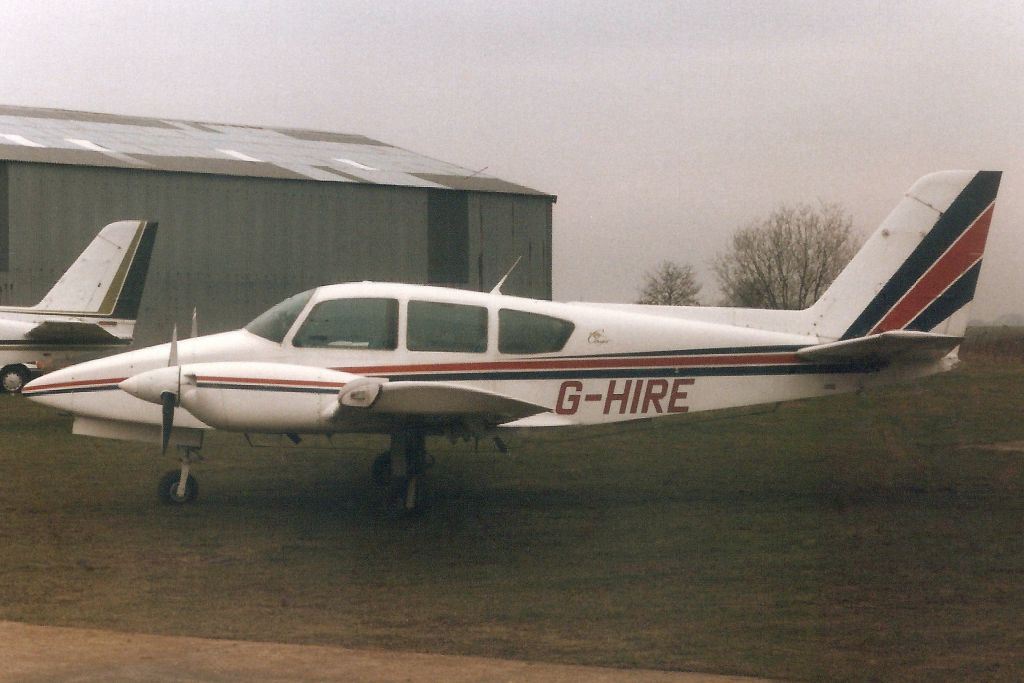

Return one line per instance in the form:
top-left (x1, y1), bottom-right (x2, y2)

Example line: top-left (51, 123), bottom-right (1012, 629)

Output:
top-left (871, 204), bottom-right (993, 334)
top-left (332, 352), bottom-right (802, 376)
top-left (23, 352), bottom-right (806, 396)
top-left (22, 376), bottom-right (127, 393)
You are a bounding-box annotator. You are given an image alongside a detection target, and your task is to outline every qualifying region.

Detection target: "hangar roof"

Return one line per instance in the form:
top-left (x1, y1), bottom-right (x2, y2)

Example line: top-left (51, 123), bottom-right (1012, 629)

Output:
top-left (0, 104), bottom-right (551, 198)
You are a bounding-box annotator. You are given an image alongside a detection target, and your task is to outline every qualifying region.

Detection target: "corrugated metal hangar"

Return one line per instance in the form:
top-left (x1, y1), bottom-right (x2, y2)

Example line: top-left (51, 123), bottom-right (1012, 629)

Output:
top-left (0, 104), bottom-right (555, 345)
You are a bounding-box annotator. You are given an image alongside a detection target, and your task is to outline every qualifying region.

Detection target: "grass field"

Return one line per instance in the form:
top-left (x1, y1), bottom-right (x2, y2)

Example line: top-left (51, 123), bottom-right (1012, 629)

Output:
top-left (1, 337), bottom-right (1023, 681)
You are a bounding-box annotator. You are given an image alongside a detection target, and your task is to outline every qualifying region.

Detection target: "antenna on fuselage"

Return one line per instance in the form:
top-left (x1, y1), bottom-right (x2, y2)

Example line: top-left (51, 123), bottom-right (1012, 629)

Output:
top-left (489, 256), bottom-right (522, 295)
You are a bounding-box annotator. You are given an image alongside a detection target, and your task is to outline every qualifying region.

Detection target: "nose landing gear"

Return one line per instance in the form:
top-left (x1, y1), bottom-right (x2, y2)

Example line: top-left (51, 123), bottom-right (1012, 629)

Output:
top-left (158, 447), bottom-right (202, 505)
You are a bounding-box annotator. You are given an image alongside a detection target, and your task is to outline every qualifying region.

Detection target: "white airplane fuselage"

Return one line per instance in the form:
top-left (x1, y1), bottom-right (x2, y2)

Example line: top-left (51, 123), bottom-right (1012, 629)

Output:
top-left (24, 281), bottom-right (947, 442)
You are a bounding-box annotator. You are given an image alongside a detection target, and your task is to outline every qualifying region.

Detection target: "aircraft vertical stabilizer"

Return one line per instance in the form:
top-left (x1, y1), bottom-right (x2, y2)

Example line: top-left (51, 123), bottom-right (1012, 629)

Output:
top-left (33, 220), bottom-right (159, 317)
top-left (806, 170), bottom-right (999, 341)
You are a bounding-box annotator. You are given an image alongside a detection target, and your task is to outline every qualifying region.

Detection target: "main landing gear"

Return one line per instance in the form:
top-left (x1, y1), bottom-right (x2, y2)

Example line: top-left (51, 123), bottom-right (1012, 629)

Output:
top-left (372, 430), bottom-right (432, 514)
top-left (153, 435), bottom-right (433, 513)
top-left (158, 446), bottom-right (201, 505)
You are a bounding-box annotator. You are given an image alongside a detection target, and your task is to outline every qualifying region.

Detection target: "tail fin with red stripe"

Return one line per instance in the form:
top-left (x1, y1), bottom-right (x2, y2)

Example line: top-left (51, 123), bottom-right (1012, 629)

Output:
top-left (806, 170), bottom-right (1000, 341)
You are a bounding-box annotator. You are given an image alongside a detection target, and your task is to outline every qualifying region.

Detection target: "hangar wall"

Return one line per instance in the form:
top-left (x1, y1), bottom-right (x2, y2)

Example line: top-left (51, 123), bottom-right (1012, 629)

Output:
top-left (0, 162), bottom-right (553, 346)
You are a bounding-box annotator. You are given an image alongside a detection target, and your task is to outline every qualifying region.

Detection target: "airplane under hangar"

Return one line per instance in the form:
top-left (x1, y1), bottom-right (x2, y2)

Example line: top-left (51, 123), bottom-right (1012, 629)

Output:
top-left (0, 104), bottom-right (554, 347)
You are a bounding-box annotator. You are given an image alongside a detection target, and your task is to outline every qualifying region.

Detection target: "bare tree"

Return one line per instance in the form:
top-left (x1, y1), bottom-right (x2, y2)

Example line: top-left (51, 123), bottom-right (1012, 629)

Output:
top-left (712, 202), bottom-right (859, 309)
top-left (636, 261), bottom-right (702, 305)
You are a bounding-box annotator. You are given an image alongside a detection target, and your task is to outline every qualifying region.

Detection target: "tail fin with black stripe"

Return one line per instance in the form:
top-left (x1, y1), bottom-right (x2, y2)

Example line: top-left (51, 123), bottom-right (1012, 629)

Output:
top-left (806, 170), bottom-right (1000, 341)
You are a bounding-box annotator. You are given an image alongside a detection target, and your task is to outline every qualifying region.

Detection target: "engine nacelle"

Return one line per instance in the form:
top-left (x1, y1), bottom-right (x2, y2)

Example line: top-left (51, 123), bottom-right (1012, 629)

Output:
top-left (123, 362), bottom-right (366, 432)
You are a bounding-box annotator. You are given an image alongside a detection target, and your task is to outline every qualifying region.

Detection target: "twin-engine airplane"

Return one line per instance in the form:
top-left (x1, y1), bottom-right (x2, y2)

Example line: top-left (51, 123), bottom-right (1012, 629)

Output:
top-left (1, 220), bottom-right (158, 393)
top-left (25, 171), bottom-right (1000, 512)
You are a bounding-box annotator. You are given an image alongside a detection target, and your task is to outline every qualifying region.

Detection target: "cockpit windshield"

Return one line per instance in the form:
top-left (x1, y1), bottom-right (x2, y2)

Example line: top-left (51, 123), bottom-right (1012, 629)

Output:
top-left (244, 289), bottom-right (315, 342)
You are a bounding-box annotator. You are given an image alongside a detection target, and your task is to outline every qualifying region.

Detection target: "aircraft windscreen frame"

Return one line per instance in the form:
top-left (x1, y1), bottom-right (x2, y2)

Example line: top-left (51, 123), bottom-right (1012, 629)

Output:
top-left (244, 289), bottom-right (314, 343)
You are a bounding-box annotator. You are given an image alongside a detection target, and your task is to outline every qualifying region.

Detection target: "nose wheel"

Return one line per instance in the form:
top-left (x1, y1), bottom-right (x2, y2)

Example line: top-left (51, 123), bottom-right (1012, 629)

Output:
top-left (158, 470), bottom-right (198, 504)
top-left (158, 447), bottom-right (201, 505)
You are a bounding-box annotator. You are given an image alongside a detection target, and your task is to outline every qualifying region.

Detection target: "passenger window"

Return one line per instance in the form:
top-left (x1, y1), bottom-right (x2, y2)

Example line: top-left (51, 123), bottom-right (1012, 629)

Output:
top-left (407, 300), bottom-right (487, 353)
top-left (499, 309), bottom-right (575, 354)
top-left (292, 298), bottom-right (398, 349)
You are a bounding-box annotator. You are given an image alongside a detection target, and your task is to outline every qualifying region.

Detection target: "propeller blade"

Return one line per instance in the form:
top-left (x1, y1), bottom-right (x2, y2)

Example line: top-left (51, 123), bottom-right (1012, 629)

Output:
top-left (168, 324), bottom-right (179, 367)
top-left (160, 324), bottom-right (182, 456)
top-left (160, 390), bottom-right (176, 455)
top-left (191, 308), bottom-right (198, 338)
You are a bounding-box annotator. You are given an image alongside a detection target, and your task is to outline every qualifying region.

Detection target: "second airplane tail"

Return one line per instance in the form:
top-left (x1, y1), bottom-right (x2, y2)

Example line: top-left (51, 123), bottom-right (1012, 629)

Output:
top-left (33, 220), bottom-right (159, 319)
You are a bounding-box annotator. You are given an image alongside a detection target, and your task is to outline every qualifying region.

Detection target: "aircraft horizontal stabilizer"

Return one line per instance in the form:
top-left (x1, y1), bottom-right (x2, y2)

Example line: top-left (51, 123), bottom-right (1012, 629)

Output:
top-left (796, 330), bottom-right (963, 365)
top-left (24, 320), bottom-right (123, 343)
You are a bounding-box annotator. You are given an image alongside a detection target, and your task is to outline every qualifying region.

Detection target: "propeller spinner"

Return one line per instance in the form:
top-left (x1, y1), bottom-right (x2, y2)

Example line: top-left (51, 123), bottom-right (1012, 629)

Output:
top-left (118, 325), bottom-right (184, 455)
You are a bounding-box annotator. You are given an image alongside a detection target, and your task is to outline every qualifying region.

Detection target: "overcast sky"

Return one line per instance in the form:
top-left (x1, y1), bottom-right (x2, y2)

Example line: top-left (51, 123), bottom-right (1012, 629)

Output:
top-left (2, 0), bottom-right (1022, 319)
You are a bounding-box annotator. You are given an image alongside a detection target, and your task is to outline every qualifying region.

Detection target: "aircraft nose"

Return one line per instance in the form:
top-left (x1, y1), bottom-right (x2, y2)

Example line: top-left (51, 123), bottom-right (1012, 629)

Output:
top-left (22, 367), bottom-right (78, 412)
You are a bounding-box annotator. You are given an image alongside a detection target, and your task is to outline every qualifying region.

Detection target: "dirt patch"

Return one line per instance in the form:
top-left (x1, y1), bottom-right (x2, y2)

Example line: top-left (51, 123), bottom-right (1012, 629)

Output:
top-left (0, 621), bottom-right (771, 683)
top-left (962, 441), bottom-right (1024, 452)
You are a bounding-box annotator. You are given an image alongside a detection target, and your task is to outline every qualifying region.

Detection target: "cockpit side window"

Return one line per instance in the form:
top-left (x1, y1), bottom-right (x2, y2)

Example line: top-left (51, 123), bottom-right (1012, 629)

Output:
top-left (498, 309), bottom-right (575, 354)
top-left (292, 298), bottom-right (398, 349)
top-left (244, 289), bottom-right (315, 343)
top-left (407, 300), bottom-right (487, 353)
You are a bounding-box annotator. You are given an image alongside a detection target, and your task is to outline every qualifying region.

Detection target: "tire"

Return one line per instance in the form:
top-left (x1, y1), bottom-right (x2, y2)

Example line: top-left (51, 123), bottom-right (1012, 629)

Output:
top-left (158, 470), bottom-right (198, 505)
top-left (371, 453), bottom-right (391, 486)
top-left (387, 476), bottom-right (427, 516)
top-left (0, 365), bottom-right (30, 394)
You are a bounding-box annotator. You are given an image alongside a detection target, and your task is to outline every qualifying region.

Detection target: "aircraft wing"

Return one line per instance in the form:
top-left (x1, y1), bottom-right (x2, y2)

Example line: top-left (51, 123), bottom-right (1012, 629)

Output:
top-left (113, 362), bottom-right (551, 434)
top-left (797, 330), bottom-right (963, 365)
top-left (344, 380), bottom-right (549, 422)
top-left (24, 320), bottom-right (123, 343)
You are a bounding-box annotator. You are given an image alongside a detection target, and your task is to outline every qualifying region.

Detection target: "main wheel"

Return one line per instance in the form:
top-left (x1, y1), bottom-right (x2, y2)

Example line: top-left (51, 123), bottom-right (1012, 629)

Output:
top-left (387, 476), bottom-right (427, 516)
top-left (158, 470), bottom-right (198, 505)
top-left (371, 453), bottom-right (391, 486)
top-left (402, 476), bottom-right (420, 512)
top-left (1, 365), bottom-right (30, 394)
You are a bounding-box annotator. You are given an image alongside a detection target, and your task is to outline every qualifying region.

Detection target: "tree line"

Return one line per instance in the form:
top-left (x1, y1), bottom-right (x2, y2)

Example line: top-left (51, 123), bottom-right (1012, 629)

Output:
top-left (637, 201), bottom-right (860, 308)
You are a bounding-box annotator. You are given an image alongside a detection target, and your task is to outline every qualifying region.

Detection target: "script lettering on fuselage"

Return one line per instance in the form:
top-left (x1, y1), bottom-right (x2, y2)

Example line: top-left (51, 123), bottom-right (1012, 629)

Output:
top-left (554, 378), bottom-right (693, 416)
